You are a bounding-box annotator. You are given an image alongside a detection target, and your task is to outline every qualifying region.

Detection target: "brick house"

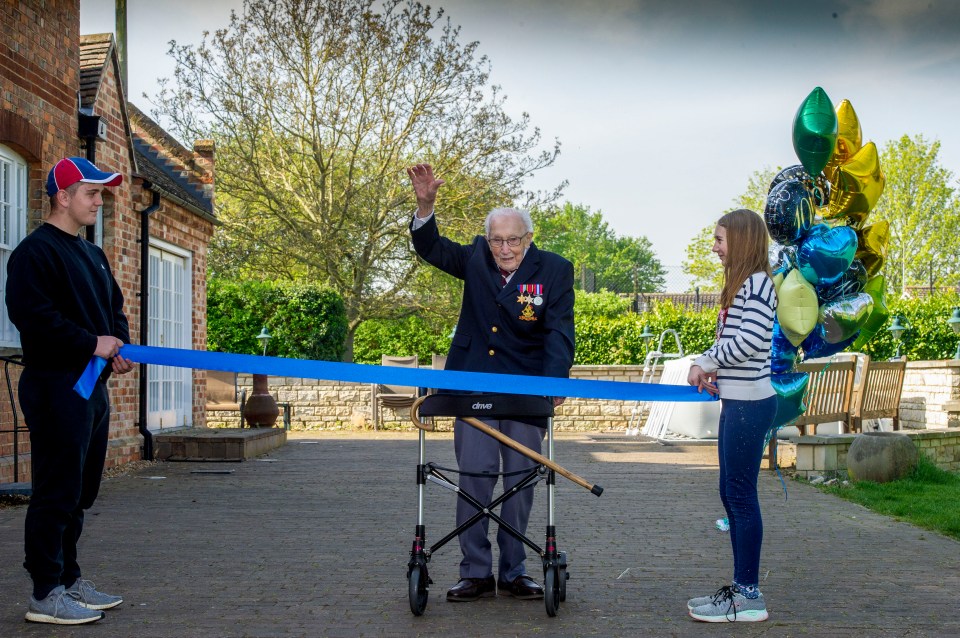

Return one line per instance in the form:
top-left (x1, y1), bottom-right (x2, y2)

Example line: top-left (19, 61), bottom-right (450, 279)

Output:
top-left (1, 2), bottom-right (216, 484)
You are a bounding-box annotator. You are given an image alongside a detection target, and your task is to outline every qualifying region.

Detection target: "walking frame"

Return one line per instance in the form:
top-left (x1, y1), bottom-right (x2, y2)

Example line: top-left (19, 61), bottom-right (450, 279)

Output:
top-left (407, 393), bottom-right (603, 617)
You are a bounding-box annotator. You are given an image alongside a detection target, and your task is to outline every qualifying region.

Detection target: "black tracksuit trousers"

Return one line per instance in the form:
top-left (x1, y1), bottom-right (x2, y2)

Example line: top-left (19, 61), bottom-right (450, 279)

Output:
top-left (19, 367), bottom-right (110, 599)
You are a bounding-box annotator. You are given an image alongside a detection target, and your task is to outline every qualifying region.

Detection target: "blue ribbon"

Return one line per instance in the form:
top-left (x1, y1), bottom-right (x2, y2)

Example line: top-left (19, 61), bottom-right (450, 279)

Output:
top-left (73, 356), bottom-right (107, 398)
top-left (75, 344), bottom-right (716, 403)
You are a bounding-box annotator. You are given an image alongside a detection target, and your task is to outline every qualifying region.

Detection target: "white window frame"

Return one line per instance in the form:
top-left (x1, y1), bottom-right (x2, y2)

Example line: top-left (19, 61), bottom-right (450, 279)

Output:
top-left (0, 144), bottom-right (28, 348)
top-left (146, 238), bottom-right (194, 429)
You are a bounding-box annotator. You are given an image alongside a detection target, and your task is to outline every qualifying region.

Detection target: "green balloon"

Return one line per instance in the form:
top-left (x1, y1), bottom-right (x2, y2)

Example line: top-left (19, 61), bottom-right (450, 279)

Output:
top-left (792, 87), bottom-right (838, 177)
top-left (851, 275), bottom-right (890, 350)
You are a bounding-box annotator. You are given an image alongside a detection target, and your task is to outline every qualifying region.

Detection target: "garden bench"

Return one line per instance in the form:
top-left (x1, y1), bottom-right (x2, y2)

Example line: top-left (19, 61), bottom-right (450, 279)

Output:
top-left (792, 359), bottom-right (858, 435)
top-left (767, 358), bottom-right (857, 468)
top-left (849, 356), bottom-right (906, 432)
top-left (768, 356), bottom-right (908, 468)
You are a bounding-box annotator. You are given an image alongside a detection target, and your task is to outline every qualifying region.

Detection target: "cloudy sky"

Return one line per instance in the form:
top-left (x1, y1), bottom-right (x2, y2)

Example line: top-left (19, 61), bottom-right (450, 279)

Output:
top-left (81, 0), bottom-right (960, 282)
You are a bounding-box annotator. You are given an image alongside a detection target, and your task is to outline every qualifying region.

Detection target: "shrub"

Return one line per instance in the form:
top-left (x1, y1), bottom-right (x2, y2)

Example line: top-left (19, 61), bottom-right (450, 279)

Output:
top-left (573, 298), bottom-right (717, 365)
top-left (207, 279), bottom-right (347, 361)
top-left (344, 291), bottom-right (960, 367)
top-left (859, 292), bottom-right (960, 360)
top-left (353, 316), bottom-right (454, 364)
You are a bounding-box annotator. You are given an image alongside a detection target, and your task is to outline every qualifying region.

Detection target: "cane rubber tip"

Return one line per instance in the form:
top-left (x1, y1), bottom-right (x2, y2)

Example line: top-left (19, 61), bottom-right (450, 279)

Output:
top-left (591, 485), bottom-right (603, 496)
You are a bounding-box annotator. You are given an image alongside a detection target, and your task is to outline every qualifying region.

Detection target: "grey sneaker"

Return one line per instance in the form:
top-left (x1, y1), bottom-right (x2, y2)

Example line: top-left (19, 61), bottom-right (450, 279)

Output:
top-left (25, 585), bottom-right (105, 625)
top-left (66, 578), bottom-right (123, 610)
top-left (687, 585), bottom-right (729, 610)
top-left (689, 585), bottom-right (768, 622)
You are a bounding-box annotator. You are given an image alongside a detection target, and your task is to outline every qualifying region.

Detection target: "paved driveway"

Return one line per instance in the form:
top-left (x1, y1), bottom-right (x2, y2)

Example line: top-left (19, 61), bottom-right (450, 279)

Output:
top-left (1, 431), bottom-right (957, 637)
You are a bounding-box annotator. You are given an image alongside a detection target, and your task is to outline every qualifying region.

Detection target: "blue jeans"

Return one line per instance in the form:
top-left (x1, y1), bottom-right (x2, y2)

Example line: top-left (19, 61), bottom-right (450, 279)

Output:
top-left (717, 395), bottom-right (778, 588)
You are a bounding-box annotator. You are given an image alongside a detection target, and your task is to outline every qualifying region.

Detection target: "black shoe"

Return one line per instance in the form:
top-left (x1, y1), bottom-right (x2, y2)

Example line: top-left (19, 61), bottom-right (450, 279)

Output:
top-left (446, 576), bottom-right (496, 602)
top-left (497, 574), bottom-right (544, 600)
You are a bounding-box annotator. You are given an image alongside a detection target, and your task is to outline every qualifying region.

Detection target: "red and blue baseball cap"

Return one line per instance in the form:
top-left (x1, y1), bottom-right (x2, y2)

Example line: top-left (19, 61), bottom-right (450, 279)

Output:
top-left (46, 157), bottom-right (123, 197)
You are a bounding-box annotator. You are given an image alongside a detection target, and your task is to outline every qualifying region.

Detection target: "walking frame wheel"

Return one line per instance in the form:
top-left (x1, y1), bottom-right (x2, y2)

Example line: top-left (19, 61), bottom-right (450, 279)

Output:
top-left (408, 562), bottom-right (429, 616)
top-left (559, 551), bottom-right (568, 602)
top-left (544, 564), bottom-right (560, 616)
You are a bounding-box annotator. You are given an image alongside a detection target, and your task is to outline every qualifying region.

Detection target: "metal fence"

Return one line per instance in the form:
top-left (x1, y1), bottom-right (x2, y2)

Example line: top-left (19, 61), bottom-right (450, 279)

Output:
top-left (576, 265), bottom-right (720, 312)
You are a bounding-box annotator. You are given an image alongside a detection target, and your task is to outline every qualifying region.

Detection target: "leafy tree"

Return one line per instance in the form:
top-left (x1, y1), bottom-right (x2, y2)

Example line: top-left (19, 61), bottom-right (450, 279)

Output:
top-left (151, 0), bottom-right (562, 358)
top-left (870, 135), bottom-right (960, 296)
top-left (531, 202), bottom-right (665, 293)
top-left (682, 167), bottom-right (777, 291)
top-left (682, 225), bottom-right (722, 292)
top-left (735, 166), bottom-right (778, 214)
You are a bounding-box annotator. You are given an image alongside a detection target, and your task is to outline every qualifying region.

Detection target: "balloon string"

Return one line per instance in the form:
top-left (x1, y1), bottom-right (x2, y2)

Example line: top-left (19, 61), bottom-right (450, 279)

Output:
top-left (767, 355), bottom-right (840, 501)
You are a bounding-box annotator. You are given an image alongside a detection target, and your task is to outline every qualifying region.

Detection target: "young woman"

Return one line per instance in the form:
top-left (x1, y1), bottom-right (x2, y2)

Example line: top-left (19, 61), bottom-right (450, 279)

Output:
top-left (685, 209), bottom-right (778, 623)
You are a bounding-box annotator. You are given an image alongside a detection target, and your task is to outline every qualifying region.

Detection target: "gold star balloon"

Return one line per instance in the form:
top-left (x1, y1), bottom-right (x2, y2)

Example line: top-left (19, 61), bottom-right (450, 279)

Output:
top-left (855, 220), bottom-right (890, 276)
top-left (825, 141), bottom-right (885, 224)
top-left (824, 99), bottom-right (863, 183)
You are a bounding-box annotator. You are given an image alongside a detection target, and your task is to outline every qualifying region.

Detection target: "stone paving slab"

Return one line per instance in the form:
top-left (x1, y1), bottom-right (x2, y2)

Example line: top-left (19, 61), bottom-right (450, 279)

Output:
top-left (1, 431), bottom-right (958, 637)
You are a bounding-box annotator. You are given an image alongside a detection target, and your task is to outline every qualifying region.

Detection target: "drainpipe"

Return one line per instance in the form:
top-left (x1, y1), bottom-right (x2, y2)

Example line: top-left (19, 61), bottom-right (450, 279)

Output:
top-left (137, 187), bottom-right (161, 459)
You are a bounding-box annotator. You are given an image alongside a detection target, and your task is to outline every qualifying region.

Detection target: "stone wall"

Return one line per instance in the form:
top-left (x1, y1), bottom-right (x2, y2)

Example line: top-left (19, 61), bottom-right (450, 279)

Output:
top-left (206, 360), bottom-right (960, 436)
top-left (794, 428), bottom-right (960, 478)
top-left (206, 365), bottom-right (662, 431)
top-left (900, 360), bottom-right (960, 429)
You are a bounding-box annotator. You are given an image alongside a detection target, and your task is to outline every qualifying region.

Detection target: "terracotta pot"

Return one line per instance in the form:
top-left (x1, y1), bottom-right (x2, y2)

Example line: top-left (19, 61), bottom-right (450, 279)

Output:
top-left (244, 374), bottom-right (279, 428)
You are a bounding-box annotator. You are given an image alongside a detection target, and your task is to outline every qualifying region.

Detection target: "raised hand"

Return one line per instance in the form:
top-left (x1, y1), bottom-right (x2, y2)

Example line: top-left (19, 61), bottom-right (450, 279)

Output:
top-left (407, 163), bottom-right (446, 218)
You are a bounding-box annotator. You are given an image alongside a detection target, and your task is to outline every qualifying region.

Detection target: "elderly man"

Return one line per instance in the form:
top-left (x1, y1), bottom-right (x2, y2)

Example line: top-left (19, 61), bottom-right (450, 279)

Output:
top-left (6, 157), bottom-right (134, 625)
top-left (407, 163), bottom-right (575, 602)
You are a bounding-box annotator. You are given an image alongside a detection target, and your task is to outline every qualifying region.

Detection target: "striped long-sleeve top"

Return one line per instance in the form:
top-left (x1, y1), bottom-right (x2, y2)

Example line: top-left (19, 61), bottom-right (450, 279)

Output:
top-left (694, 272), bottom-right (777, 401)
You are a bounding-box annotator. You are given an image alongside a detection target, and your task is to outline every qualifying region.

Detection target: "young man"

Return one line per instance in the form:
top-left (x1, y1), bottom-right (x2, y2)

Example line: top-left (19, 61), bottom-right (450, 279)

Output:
top-left (5, 157), bottom-right (135, 625)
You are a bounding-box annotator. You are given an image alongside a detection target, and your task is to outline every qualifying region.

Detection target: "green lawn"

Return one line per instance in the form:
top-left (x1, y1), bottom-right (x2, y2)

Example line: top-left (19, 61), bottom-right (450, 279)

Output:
top-left (815, 457), bottom-right (960, 542)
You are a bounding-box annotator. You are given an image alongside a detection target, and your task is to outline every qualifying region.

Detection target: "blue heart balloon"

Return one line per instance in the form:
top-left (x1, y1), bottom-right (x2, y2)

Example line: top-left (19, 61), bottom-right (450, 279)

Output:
top-left (797, 224), bottom-right (858, 286)
top-left (764, 178), bottom-right (815, 246)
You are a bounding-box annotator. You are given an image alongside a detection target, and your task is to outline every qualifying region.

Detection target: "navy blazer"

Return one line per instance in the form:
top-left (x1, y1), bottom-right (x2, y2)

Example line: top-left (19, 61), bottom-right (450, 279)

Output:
top-left (411, 215), bottom-right (575, 381)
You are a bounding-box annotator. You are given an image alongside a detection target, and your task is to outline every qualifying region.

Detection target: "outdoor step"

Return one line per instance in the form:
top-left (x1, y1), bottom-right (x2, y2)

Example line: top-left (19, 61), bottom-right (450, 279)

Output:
top-left (153, 427), bottom-right (286, 461)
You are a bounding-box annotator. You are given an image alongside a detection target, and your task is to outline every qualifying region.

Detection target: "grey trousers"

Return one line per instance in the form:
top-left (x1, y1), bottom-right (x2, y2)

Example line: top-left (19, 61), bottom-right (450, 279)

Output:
top-left (453, 417), bottom-right (546, 581)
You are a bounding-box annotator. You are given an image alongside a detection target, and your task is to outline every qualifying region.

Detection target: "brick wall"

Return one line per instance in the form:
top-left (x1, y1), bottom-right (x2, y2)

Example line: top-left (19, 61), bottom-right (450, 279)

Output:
top-left (0, 1), bottom-right (84, 483)
top-left (85, 40), bottom-right (140, 469)
top-left (135, 184), bottom-right (214, 428)
top-left (0, 6), bottom-right (215, 480)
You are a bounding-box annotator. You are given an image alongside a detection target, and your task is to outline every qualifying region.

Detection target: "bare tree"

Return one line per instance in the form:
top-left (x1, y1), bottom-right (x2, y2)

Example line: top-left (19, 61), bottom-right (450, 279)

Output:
top-left (151, 0), bottom-right (562, 358)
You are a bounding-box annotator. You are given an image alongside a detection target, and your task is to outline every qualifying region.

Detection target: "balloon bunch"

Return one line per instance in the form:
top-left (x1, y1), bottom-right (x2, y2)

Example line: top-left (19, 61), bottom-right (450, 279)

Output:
top-left (766, 87), bottom-right (888, 427)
